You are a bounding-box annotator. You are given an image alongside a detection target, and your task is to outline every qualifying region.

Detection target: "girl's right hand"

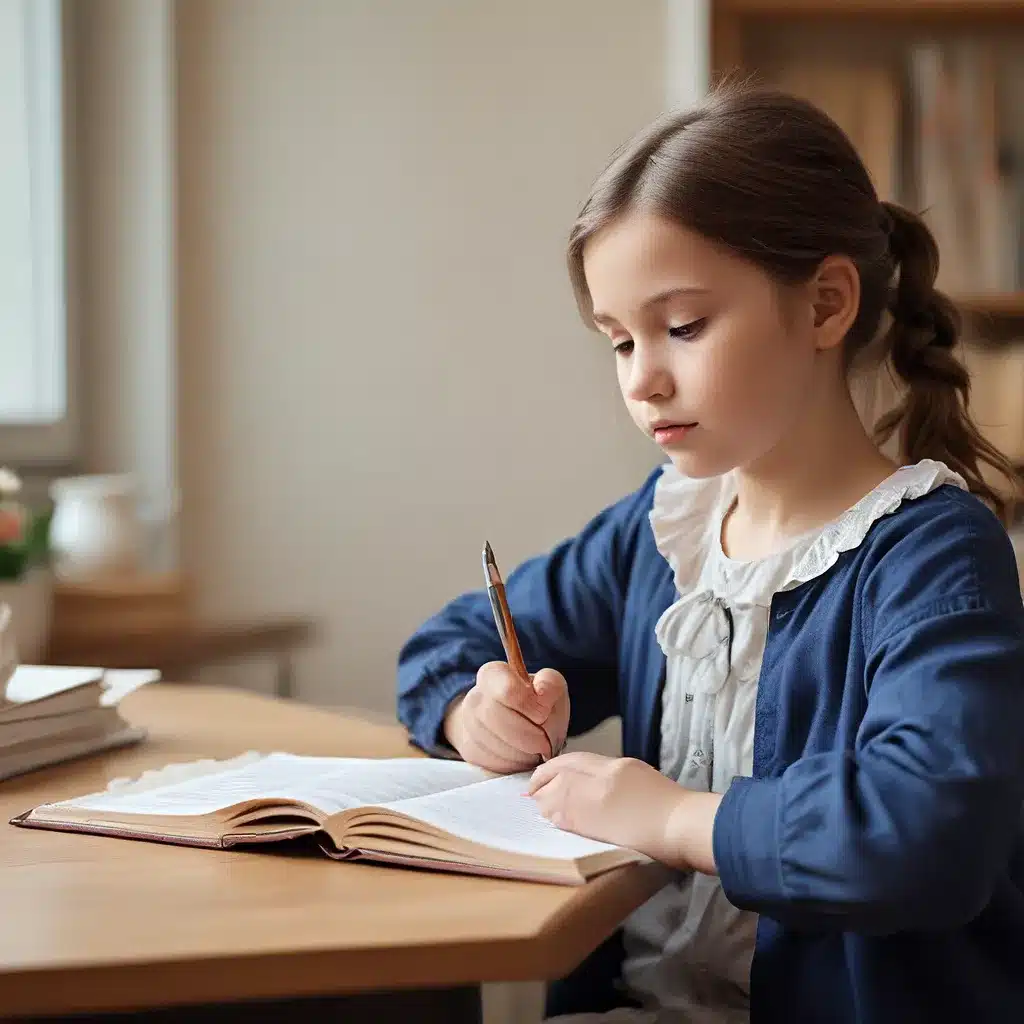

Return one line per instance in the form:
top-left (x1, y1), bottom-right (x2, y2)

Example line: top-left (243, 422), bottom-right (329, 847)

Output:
top-left (443, 662), bottom-right (570, 774)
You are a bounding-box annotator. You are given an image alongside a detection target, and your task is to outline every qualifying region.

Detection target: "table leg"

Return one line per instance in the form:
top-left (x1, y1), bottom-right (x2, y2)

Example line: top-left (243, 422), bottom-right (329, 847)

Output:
top-left (276, 653), bottom-right (294, 698)
top-left (7, 985), bottom-right (483, 1024)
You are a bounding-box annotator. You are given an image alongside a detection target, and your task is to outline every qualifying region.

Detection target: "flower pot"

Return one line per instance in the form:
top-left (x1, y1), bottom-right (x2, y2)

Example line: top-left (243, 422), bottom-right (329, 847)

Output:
top-left (0, 567), bottom-right (54, 663)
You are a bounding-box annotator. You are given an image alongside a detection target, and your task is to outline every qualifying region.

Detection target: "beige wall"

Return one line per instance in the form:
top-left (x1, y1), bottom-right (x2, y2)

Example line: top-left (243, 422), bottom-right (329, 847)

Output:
top-left (177, 0), bottom-right (672, 710)
top-left (75, 0), bottom-right (178, 567)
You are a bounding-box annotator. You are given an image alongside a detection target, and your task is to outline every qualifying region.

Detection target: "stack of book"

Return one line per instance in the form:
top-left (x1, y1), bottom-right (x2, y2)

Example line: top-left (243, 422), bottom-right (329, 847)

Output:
top-left (0, 665), bottom-right (155, 782)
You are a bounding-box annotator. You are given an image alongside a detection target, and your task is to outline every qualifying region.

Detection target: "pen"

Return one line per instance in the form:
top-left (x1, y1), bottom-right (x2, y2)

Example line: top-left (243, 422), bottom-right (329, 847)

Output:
top-left (482, 540), bottom-right (554, 762)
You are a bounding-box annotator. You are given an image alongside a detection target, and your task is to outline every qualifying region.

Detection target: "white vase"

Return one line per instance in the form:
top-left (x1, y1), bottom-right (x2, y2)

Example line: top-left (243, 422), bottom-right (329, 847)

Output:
top-left (0, 567), bottom-right (54, 663)
top-left (49, 474), bottom-right (144, 581)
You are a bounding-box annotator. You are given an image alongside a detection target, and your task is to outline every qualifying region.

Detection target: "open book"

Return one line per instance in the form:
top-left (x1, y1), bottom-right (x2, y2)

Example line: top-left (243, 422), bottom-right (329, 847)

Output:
top-left (11, 753), bottom-right (647, 885)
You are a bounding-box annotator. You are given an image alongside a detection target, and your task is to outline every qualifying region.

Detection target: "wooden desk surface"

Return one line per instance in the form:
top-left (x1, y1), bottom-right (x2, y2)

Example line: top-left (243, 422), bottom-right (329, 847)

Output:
top-left (0, 684), bottom-right (665, 1018)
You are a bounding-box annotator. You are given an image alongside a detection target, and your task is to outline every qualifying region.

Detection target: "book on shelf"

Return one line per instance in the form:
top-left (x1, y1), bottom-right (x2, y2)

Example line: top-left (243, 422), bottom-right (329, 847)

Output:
top-left (10, 752), bottom-right (648, 886)
top-left (908, 38), bottom-right (1022, 295)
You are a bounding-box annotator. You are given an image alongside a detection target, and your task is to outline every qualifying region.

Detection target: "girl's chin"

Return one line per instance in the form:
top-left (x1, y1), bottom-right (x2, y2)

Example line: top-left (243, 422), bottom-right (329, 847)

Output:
top-left (664, 449), bottom-right (736, 480)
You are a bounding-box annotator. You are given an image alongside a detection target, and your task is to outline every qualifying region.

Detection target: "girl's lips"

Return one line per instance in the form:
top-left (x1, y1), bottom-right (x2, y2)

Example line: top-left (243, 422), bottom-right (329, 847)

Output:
top-left (653, 423), bottom-right (697, 445)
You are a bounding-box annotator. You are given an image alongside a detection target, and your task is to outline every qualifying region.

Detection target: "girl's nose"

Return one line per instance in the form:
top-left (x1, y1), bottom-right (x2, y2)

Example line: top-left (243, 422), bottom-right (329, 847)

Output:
top-left (624, 342), bottom-right (674, 403)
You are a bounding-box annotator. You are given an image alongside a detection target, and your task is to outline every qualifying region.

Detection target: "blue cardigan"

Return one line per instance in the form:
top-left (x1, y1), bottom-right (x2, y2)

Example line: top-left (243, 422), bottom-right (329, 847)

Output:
top-left (397, 467), bottom-right (1024, 1023)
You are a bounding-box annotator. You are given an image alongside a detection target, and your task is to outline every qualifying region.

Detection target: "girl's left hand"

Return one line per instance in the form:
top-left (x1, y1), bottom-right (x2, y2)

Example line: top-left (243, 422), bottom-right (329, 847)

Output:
top-left (527, 751), bottom-right (720, 873)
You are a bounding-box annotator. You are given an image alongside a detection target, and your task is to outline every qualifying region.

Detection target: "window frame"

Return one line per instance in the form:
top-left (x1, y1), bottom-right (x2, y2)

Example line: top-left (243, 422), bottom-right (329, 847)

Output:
top-left (0, 0), bottom-right (78, 467)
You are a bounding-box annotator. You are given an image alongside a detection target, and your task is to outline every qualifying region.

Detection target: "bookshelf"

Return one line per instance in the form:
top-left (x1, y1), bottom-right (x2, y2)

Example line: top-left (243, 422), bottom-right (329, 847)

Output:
top-left (711, 0), bottom-right (1024, 480)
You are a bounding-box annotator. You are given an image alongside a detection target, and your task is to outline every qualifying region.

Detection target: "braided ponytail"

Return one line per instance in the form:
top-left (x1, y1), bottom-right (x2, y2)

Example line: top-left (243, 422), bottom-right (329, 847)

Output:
top-left (874, 201), bottom-right (1019, 523)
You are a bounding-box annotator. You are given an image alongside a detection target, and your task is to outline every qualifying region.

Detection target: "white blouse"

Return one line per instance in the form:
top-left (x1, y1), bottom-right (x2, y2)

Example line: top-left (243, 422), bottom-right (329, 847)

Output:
top-left (613, 459), bottom-right (966, 1024)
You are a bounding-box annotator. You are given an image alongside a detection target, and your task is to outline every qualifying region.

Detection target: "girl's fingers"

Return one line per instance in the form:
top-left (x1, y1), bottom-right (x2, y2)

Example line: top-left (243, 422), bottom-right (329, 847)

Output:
top-left (527, 751), bottom-right (609, 794)
top-left (527, 759), bottom-right (560, 794)
top-left (479, 700), bottom-right (552, 758)
top-left (470, 718), bottom-right (542, 773)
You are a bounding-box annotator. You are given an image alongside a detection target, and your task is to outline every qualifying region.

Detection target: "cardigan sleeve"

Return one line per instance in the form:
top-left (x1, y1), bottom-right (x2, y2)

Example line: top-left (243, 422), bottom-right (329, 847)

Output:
top-left (714, 498), bottom-right (1024, 933)
top-left (396, 468), bottom-right (661, 757)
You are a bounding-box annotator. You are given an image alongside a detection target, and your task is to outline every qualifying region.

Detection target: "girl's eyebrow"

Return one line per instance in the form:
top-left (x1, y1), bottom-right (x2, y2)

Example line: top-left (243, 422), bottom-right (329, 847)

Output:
top-left (591, 286), bottom-right (710, 326)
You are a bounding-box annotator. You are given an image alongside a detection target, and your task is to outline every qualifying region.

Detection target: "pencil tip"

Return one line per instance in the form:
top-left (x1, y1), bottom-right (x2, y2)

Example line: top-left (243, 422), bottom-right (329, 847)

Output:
top-left (482, 540), bottom-right (500, 584)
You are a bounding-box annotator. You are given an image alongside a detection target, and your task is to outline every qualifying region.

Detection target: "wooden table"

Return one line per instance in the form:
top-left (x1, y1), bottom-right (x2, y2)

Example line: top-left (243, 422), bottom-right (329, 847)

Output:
top-left (46, 619), bottom-right (316, 698)
top-left (0, 684), bottom-right (665, 1021)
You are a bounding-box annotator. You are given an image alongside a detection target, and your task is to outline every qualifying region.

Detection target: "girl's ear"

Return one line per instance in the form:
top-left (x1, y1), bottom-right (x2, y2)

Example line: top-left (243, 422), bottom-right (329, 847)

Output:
top-left (808, 255), bottom-right (860, 352)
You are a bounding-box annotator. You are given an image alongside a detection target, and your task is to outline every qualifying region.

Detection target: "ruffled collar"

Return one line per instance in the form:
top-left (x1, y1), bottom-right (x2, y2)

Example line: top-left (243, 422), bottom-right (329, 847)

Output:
top-left (649, 459), bottom-right (967, 598)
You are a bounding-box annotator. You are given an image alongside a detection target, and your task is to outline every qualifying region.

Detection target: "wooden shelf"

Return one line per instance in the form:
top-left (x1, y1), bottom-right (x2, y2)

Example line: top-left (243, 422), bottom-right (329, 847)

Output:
top-left (712, 0), bottom-right (1024, 82)
top-left (955, 294), bottom-right (1024, 318)
top-left (718, 0), bottom-right (1024, 20)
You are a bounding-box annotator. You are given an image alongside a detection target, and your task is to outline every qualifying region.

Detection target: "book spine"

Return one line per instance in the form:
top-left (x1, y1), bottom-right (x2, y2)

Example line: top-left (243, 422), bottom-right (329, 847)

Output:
top-left (9, 813), bottom-right (224, 849)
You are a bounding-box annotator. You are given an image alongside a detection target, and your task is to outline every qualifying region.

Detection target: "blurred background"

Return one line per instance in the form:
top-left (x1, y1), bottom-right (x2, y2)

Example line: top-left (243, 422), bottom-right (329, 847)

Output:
top-left (1, 0), bottom-right (700, 714)
top-left (4, 2), bottom-right (1024, 1021)
top-left (6, 0), bottom-right (1024, 719)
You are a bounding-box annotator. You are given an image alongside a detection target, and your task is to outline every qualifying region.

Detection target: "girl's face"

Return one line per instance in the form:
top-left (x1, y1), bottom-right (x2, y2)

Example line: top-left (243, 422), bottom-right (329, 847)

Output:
top-left (583, 211), bottom-right (826, 479)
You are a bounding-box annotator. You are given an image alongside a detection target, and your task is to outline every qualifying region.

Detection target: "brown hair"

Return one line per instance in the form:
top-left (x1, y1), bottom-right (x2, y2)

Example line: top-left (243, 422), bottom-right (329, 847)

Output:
top-left (567, 82), bottom-right (1019, 523)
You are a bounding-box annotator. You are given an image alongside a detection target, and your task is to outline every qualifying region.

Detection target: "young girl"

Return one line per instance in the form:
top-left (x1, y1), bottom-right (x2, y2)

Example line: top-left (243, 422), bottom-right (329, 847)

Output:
top-left (397, 85), bottom-right (1024, 1024)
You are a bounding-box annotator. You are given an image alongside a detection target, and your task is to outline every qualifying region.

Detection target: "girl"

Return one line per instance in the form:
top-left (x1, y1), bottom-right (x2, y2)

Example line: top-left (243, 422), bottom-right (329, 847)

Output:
top-left (397, 84), bottom-right (1024, 1024)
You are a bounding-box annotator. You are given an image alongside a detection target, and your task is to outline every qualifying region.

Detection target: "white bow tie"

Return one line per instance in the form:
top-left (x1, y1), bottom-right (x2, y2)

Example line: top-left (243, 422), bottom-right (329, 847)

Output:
top-left (654, 589), bottom-right (751, 695)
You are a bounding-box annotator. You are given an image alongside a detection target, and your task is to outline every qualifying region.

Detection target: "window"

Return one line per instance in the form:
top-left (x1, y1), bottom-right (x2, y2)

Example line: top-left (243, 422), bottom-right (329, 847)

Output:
top-left (0, 0), bottom-right (75, 463)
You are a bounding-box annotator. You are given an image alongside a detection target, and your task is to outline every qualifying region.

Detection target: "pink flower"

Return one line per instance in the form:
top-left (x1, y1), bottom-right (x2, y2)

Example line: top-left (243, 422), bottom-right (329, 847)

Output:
top-left (0, 507), bottom-right (24, 545)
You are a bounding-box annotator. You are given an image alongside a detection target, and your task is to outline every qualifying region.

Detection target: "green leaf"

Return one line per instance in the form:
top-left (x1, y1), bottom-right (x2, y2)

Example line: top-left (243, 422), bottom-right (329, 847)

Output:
top-left (24, 508), bottom-right (52, 566)
top-left (0, 546), bottom-right (27, 581)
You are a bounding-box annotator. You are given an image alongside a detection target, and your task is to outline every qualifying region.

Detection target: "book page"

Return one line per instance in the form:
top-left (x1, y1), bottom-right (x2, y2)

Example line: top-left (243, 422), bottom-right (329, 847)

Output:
top-left (382, 772), bottom-right (629, 861)
top-left (48, 753), bottom-right (492, 818)
top-left (3, 666), bottom-right (103, 705)
top-left (100, 669), bottom-right (162, 706)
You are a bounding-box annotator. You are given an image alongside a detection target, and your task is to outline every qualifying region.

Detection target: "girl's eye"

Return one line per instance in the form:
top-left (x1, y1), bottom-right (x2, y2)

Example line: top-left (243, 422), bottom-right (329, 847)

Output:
top-left (668, 318), bottom-right (707, 341)
top-left (613, 339), bottom-right (634, 356)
